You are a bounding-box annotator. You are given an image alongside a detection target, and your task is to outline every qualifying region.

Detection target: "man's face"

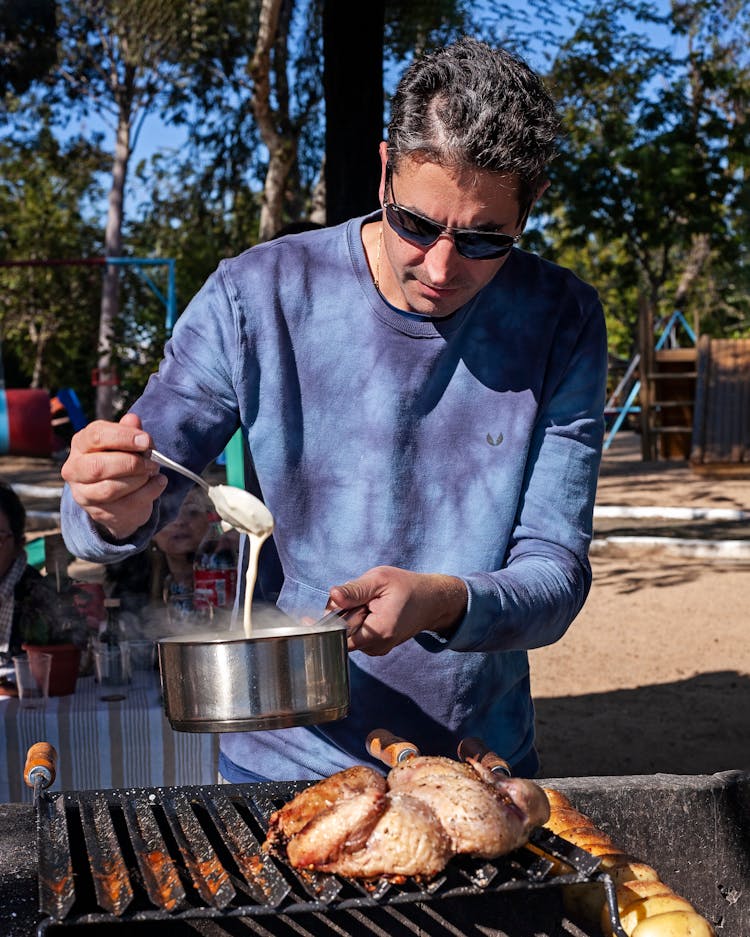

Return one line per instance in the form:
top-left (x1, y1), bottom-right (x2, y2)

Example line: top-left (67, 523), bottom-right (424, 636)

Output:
top-left (377, 146), bottom-right (528, 318)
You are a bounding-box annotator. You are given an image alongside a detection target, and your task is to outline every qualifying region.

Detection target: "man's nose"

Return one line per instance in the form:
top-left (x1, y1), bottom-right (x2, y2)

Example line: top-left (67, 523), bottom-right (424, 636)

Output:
top-left (423, 233), bottom-right (461, 282)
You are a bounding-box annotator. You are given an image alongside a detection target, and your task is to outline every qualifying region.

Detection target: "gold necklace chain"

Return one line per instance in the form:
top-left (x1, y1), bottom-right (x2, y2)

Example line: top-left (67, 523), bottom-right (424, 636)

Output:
top-left (373, 224), bottom-right (383, 292)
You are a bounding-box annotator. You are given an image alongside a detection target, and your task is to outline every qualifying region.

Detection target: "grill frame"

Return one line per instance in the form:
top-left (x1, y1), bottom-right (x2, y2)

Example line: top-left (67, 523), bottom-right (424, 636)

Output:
top-left (34, 781), bottom-right (626, 935)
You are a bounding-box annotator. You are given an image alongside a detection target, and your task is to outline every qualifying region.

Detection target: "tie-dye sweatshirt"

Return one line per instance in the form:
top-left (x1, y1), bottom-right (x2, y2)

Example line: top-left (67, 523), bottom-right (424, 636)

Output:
top-left (62, 212), bottom-right (607, 780)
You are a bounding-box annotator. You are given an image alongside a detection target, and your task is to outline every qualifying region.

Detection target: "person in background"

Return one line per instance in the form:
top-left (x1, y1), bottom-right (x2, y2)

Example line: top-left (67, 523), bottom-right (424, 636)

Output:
top-left (0, 481), bottom-right (67, 664)
top-left (152, 484), bottom-right (212, 601)
top-left (60, 38), bottom-right (607, 782)
top-left (105, 484), bottom-right (213, 632)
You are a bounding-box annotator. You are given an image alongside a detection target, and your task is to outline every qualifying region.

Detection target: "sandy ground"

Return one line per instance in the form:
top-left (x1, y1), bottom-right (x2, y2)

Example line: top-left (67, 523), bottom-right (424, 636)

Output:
top-left (531, 434), bottom-right (750, 779)
top-left (3, 432), bottom-right (749, 779)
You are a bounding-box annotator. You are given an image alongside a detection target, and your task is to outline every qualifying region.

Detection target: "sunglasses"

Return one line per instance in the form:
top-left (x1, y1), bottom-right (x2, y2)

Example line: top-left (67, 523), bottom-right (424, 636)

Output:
top-left (383, 165), bottom-right (521, 260)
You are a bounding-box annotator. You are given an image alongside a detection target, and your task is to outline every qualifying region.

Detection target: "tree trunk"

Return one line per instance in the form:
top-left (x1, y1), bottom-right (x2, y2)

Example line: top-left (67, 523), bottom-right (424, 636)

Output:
top-left (96, 109), bottom-right (130, 420)
top-left (323, 0), bottom-right (385, 225)
top-left (249, 0), bottom-right (290, 241)
top-left (674, 232), bottom-right (711, 339)
top-left (310, 157), bottom-right (326, 224)
top-left (28, 321), bottom-right (46, 388)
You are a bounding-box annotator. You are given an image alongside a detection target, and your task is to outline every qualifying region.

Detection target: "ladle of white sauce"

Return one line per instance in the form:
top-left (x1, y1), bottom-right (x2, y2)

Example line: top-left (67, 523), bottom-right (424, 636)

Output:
top-left (149, 448), bottom-right (274, 636)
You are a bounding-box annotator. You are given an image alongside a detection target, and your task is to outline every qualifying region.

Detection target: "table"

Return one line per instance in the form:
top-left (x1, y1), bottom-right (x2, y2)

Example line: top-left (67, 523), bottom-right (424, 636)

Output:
top-left (0, 671), bottom-right (219, 803)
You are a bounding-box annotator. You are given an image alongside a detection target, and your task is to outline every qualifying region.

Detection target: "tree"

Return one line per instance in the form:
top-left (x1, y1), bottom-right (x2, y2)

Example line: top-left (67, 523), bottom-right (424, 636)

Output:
top-left (543, 0), bottom-right (748, 356)
top-left (0, 0), bottom-right (56, 96)
top-left (37, 0), bottom-right (210, 420)
top-left (0, 121), bottom-right (107, 402)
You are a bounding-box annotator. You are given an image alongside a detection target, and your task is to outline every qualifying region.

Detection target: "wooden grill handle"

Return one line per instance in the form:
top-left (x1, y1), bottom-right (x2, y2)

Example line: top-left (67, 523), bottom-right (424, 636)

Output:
top-left (366, 729), bottom-right (419, 767)
top-left (457, 737), bottom-right (512, 777)
top-left (24, 742), bottom-right (57, 790)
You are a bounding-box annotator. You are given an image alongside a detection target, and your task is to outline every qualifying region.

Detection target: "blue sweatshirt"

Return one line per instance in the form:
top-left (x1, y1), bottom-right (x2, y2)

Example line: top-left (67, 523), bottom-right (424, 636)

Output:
top-left (61, 213), bottom-right (607, 780)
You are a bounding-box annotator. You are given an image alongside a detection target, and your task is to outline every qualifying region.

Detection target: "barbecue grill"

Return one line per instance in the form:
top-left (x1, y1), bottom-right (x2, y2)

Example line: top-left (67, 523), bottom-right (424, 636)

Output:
top-left (2, 767), bottom-right (747, 936)
top-left (31, 779), bottom-right (626, 935)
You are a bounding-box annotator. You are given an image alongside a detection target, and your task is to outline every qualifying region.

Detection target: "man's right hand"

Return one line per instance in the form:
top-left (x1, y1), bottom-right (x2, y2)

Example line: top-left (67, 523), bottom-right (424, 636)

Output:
top-left (61, 413), bottom-right (168, 540)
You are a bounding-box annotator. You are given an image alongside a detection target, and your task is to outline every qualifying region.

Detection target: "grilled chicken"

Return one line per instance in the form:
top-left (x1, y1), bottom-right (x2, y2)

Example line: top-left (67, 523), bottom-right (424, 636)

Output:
top-left (265, 765), bottom-right (386, 846)
top-left (290, 791), bottom-right (454, 878)
top-left (388, 755), bottom-right (548, 857)
top-left (265, 756), bottom-right (549, 880)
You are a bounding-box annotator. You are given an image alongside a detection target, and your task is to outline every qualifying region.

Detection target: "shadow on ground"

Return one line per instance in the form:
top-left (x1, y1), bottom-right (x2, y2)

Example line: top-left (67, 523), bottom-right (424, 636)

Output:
top-left (534, 671), bottom-right (749, 777)
top-left (589, 553), bottom-right (750, 593)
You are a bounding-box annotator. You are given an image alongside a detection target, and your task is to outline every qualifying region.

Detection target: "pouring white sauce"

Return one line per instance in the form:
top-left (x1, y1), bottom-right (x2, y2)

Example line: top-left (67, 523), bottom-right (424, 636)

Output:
top-left (207, 484), bottom-right (274, 638)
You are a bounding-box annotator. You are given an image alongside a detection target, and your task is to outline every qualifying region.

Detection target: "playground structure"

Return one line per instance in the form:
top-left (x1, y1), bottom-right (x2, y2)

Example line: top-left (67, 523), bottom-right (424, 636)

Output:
top-left (0, 256), bottom-right (177, 458)
top-left (604, 309), bottom-right (697, 459)
top-left (690, 336), bottom-right (750, 475)
top-left (605, 306), bottom-right (750, 473)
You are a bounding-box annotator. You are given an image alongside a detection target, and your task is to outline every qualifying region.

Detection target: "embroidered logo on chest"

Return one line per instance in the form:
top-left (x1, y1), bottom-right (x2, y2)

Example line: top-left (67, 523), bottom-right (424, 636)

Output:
top-left (486, 433), bottom-right (504, 447)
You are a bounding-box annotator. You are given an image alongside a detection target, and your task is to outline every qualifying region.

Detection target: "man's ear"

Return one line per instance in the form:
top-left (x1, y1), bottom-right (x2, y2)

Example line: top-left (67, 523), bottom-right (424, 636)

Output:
top-left (519, 178), bottom-right (551, 229)
top-left (529, 178), bottom-right (551, 213)
top-left (377, 141), bottom-right (389, 205)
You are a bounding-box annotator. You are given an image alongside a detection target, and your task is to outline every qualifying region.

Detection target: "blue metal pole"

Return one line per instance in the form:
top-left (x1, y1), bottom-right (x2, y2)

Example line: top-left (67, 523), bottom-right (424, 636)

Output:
top-left (603, 380), bottom-right (641, 451)
top-left (166, 259), bottom-right (177, 334)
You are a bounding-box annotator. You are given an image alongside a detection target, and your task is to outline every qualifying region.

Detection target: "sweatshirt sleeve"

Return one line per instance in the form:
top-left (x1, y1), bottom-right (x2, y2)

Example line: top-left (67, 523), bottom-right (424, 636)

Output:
top-left (60, 485), bottom-right (159, 562)
top-left (446, 292), bottom-right (608, 653)
top-left (60, 263), bottom-right (242, 564)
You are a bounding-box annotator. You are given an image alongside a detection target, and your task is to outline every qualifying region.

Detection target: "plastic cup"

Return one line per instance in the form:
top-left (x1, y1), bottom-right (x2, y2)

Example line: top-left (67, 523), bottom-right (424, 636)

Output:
top-left (93, 644), bottom-right (130, 699)
top-left (127, 638), bottom-right (154, 670)
top-left (124, 639), bottom-right (155, 685)
top-left (13, 653), bottom-right (52, 709)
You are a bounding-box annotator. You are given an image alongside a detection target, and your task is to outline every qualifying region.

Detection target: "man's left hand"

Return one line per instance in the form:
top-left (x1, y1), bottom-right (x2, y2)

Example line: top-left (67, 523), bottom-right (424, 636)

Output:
top-left (326, 567), bottom-right (468, 656)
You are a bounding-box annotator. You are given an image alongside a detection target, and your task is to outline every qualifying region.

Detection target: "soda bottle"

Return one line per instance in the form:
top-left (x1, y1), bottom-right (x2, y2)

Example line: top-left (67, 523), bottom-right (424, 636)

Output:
top-left (193, 513), bottom-right (238, 612)
top-left (99, 598), bottom-right (122, 646)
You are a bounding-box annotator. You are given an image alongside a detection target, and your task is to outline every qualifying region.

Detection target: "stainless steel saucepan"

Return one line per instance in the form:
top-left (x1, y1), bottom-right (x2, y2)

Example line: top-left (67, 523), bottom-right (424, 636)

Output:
top-left (157, 608), bottom-right (351, 733)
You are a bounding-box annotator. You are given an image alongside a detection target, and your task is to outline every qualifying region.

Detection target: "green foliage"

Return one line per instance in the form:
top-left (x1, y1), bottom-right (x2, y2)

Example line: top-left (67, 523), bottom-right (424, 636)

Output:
top-left (0, 0), bottom-right (56, 97)
top-left (541, 0), bottom-right (749, 352)
top-left (0, 118), bottom-right (107, 408)
top-left (1, 0), bottom-right (748, 394)
top-left (17, 573), bottom-right (89, 648)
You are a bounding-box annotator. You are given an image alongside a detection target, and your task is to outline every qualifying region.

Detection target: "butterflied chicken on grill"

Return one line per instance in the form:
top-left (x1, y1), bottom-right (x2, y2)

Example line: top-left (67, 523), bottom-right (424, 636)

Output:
top-left (264, 756), bottom-right (550, 880)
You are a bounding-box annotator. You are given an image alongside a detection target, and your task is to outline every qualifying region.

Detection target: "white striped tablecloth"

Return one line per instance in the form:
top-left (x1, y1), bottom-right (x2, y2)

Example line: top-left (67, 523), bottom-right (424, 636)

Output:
top-left (0, 673), bottom-right (219, 803)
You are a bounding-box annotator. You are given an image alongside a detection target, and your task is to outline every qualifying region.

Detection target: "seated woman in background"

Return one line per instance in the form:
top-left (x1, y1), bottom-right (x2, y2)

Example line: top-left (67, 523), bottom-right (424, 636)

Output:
top-left (105, 484), bottom-right (213, 632)
top-left (0, 481), bottom-right (69, 664)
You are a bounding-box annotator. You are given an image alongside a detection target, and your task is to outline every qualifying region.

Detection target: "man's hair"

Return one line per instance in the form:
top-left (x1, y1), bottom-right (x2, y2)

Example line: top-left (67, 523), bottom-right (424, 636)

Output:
top-left (387, 37), bottom-right (560, 213)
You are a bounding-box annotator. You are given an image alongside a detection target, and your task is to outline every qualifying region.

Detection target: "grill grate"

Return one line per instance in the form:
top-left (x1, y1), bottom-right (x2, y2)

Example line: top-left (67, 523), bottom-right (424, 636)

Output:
top-left (35, 782), bottom-right (627, 935)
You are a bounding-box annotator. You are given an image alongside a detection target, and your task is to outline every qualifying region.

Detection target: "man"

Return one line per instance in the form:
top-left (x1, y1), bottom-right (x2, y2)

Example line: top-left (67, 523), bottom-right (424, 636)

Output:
top-left (61, 38), bottom-right (607, 782)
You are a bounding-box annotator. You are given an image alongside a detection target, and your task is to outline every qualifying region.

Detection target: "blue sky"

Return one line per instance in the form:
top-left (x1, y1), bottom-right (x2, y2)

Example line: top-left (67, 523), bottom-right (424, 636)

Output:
top-left (64, 0), bottom-right (685, 224)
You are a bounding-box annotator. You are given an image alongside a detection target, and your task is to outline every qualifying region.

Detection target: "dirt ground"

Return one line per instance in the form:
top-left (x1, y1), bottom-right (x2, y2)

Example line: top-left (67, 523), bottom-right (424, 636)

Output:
top-left (3, 432), bottom-right (749, 780)
top-left (531, 433), bottom-right (750, 779)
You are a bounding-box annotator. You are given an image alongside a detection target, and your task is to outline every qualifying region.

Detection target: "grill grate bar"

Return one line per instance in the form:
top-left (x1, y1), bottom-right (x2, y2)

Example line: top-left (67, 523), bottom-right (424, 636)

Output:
top-left (79, 796), bottom-right (134, 916)
top-left (200, 789), bottom-right (290, 907)
top-left (37, 793), bottom-right (75, 921)
top-left (160, 789), bottom-right (236, 909)
top-left (119, 791), bottom-right (187, 913)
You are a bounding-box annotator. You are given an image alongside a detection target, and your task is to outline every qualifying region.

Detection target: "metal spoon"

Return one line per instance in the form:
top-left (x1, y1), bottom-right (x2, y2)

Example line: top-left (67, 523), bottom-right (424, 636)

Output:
top-left (148, 449), bottom-right (210, 491)
top-left (148, 448), bottom-right (274, 538)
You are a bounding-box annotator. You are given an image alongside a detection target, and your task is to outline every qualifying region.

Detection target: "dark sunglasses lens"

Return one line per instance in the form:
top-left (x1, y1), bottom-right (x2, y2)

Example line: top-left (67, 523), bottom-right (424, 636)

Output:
top-left (386, 202), bottom-right (516, 259)
top-left (454, 233), bottom-right (515, 259)
top-left (386, 204), bottom-right (440, 247)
